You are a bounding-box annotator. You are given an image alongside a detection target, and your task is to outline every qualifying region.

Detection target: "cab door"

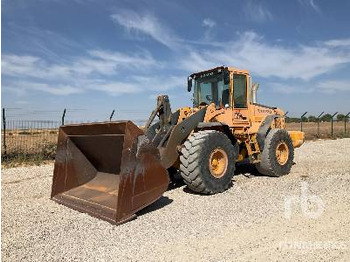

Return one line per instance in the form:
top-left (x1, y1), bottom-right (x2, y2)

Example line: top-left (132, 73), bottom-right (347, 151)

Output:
top-left (232, 74), bottom-right (250, 125)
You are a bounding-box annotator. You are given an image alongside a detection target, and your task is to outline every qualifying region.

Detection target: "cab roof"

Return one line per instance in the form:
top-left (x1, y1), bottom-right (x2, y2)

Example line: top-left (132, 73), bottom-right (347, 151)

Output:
top-left (190, 66), bottom-right (250, 78)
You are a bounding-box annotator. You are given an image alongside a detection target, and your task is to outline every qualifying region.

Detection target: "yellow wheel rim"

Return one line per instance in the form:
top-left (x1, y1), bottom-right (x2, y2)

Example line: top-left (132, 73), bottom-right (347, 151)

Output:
top-left (276, 142), bottom-right (289, 165)
top-left (209, 148), bottom-right (228, 178)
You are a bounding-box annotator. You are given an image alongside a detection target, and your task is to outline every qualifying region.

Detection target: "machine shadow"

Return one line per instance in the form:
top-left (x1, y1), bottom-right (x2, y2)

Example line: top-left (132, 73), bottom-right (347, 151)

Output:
top-left (234, 161), bottom-right (261, 177)
top-left (136, 172), bottom-right (187, 217)
top-left (167, 170), bottom-right (186, 191)
top-left (139, 162), bottom-right (268, 215)
top-left (167, 179), bottom-right (185, 191)
top-left (136, 196), bottom-right (173, 217)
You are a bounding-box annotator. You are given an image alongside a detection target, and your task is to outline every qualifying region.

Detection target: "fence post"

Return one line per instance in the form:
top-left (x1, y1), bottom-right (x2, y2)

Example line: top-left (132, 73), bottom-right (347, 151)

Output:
top-left (331, 112), bottom-right (338, 137)
top-left (61, 108), bottom-right (67, 126)
top-left (109, 109), bottom-right (115, 122)
top-left (345, 112), bottom-right (350, 134)
top-left (284, 111), bottom-right (289, 124)
top-left (2, 108), bottom-right (7, 156)
top-left (317, 112), bottom-right (324, 138)
top-left (300, 112), bottom-right (307, 132)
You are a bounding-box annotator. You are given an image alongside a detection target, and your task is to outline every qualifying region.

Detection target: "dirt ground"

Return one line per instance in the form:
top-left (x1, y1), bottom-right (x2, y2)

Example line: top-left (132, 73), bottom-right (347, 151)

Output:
top-left (1, 139), bottom-right (350, 261)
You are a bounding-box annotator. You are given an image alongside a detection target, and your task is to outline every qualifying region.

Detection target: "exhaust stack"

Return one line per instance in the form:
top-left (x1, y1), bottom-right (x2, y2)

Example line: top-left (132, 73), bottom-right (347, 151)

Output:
top-left (251, 83), bottom-right (259, 104)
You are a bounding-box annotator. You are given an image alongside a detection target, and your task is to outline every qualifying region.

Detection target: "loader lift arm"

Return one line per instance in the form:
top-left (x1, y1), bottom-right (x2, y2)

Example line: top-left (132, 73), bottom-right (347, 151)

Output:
top-left (144, 95), bottom-right (172, 132)
top-left (144, 95), bottom-right (207, 169)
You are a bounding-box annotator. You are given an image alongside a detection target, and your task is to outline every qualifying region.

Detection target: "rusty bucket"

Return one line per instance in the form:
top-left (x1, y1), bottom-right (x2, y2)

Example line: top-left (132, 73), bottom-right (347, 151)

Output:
top-left (51, 121), bottom-right (169, 225)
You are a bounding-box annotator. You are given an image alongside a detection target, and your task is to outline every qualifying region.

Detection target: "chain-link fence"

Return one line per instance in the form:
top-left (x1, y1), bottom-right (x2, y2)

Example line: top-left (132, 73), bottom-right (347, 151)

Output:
top-left (1, 107), bottom-right (153, 162)
top-left (2, 119), bottom-right (60, 161)
top-left (1, 108), bottom-right (349, 163)
top-left (285, 121), bottom-right (349, 139)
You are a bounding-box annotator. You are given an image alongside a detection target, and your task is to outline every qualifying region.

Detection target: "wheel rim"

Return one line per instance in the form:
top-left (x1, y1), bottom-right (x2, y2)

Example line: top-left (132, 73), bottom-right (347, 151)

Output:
top-left (276, 141), bottom-right (289, 165)
top-left (209, 148), bottom-right (228, 178)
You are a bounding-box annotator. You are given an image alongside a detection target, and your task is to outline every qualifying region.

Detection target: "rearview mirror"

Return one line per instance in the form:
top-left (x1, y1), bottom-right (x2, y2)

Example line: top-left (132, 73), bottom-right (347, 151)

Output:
top-left (187, 77), bottom-right (192, 92)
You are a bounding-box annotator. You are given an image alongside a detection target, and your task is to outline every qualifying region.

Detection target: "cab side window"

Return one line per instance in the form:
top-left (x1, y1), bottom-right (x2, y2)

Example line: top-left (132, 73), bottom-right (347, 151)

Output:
top-left (233, 74), bottom-right (247, 108)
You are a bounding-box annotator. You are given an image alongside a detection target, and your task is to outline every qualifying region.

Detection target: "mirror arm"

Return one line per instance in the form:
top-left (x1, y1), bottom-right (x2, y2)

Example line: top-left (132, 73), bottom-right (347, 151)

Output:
top-left (187, 76), bottom-right (193, 92)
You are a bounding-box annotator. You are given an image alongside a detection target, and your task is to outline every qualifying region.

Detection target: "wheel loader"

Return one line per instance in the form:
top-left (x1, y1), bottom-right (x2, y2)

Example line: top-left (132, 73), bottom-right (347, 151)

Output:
top-left (51, 66), bottom-right (304, 225)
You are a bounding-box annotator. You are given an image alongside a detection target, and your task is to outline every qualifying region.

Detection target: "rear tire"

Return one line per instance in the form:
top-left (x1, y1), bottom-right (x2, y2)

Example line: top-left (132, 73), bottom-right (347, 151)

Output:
top-left (179, 130), bottom-right (236, 194)
top-left (255, 129), bottom-right (294, 177)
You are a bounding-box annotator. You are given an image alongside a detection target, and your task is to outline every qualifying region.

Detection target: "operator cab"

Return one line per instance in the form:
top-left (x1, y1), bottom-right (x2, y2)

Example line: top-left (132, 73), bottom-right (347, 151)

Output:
top-left (188, 66), bottom-right (250, 109)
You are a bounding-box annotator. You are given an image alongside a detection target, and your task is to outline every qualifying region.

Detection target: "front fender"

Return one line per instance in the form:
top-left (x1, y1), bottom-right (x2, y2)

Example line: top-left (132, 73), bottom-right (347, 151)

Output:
top-left (158, 107), bottom-right (207, 169)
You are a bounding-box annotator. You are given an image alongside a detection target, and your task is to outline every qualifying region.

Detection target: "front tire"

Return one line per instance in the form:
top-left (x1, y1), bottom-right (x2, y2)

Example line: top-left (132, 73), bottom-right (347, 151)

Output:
top-left (179, 130), bottom-right (236, 194)
top-left (255, 129), bottom-right (294, 177)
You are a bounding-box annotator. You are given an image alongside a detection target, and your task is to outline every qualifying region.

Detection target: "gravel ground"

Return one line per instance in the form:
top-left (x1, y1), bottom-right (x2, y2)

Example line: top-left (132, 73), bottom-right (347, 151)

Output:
top-left (2, 138), bottom-right (350, 261)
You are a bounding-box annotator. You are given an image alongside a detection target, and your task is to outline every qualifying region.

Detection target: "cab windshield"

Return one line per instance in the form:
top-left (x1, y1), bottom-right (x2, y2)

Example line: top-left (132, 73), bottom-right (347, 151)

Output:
top-left (193, 71), bottom-right (229, 107)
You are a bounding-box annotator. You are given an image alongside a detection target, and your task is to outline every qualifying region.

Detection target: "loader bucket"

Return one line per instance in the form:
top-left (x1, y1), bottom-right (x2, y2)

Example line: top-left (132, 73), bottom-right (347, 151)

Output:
top-left (51, 121), bottom-right (169, 225)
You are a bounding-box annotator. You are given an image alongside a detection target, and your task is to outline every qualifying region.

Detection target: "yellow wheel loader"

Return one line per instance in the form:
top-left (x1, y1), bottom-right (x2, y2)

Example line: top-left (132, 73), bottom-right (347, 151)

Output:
top-left (51, 66), bottom-right (304, 224)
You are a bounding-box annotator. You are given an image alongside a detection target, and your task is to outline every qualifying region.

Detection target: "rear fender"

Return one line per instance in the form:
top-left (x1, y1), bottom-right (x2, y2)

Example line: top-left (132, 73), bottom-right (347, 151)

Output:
top-left (257, 116), bottom-right (305, 150)
top-left (257, 115), bottom-right (279, 151)
top-left (288, 131), bottom-right (305, 148)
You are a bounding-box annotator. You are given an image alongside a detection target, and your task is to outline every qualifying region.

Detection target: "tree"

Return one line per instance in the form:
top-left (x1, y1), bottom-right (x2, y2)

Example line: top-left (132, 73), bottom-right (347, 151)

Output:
top-left (337, 114), bottom-right (345, 121)
top-left (301, 116), bottom-right (308, 122)
top-left (286, 117), bottom-right (300, 123)
top-left (308, 115), bottom-right (317, 122)
top-left (321, 113), bottom-right (332, 122)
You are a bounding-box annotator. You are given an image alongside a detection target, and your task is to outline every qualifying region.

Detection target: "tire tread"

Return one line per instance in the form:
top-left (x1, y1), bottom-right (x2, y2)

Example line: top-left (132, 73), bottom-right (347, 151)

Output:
top-left (180, 130), bottom-right (235, 194)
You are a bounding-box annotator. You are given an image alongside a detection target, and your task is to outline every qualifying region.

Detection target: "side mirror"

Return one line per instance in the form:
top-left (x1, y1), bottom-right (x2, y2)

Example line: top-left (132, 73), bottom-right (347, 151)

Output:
top-left (224, 72), bottom-right (230, 85)
top-left (187, 77), bottom-right (192, 92)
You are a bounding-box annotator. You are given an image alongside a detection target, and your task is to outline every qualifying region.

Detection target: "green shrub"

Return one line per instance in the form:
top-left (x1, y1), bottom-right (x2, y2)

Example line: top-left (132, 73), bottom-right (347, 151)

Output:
top-left (41, 142), bottom-right (57, 159)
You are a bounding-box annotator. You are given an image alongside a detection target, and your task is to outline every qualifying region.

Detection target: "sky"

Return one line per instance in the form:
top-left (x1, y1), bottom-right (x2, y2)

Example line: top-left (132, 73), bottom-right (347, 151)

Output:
top-left (2, 0), bottom-right (350, 122)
